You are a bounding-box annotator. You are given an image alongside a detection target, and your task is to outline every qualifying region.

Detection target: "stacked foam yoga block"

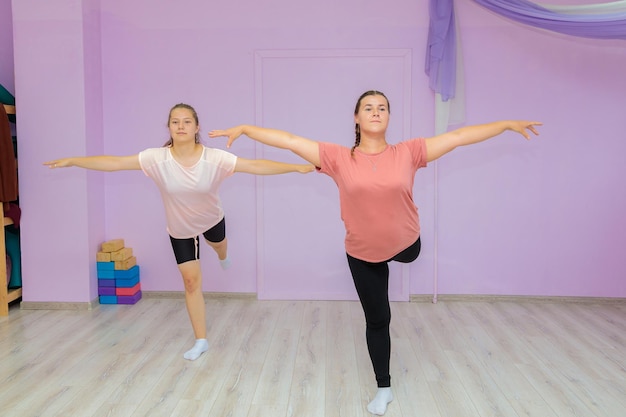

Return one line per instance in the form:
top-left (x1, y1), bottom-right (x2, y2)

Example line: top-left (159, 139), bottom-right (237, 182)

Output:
top-left (97, 239), bottom-right (142, 305)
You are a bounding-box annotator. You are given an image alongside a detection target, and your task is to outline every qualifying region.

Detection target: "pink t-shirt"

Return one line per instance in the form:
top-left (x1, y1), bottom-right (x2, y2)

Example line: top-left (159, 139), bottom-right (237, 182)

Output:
top-left (139, 146), bottom-right (237, 239)
top-left (318, 138), bottom-right (427, 262)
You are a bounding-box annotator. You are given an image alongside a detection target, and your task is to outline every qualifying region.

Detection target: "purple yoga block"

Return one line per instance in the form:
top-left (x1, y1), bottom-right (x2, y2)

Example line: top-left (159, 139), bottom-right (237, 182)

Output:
top-left (98, 286), bottom-right (116, 296)
top-left (117, 290), bottom-right (142, 305)
top-left (98, 279), bottom-right (116, 287)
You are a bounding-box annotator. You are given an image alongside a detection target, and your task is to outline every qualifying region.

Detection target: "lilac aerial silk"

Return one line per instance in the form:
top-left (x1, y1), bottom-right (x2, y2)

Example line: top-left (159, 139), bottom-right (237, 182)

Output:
top-left (474, 0), bottom-right (626, 40)
top-left (425, 0), bottom-right (626, 100)
top-left (425, 0), bottom-right (457, 102)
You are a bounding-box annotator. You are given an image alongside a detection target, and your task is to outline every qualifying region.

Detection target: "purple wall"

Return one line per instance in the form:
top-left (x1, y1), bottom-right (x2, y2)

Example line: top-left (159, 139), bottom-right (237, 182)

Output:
top-left (0, 0), bottom-right (13, 92)
top-left (11, 0), bottom-right (105, 303)
top-left (8, 0), bottom-right (626, 303)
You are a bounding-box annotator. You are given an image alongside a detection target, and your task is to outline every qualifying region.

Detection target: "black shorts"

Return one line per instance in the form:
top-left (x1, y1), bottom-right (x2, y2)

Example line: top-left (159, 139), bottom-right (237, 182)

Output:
top-left (169, 217), bottom-right (226, 264)
top-left (387, 237), bottom-right (421, 263)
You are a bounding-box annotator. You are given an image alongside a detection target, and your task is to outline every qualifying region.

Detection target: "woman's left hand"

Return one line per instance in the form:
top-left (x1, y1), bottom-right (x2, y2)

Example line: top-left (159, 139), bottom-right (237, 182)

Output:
top-left (510, 121), bottom-right (543, 140)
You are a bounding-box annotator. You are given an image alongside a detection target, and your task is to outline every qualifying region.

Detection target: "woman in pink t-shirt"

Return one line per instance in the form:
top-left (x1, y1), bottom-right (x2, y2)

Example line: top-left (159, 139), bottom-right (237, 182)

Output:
top-left (210, 90), bottom-right (542, 416)
top-left (44, 103), bottom-right (314, 362)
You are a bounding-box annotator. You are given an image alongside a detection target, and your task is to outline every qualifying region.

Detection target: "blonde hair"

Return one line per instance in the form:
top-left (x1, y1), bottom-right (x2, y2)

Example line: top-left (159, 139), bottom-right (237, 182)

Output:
top-left (163, 103), bottom-right (200, 147)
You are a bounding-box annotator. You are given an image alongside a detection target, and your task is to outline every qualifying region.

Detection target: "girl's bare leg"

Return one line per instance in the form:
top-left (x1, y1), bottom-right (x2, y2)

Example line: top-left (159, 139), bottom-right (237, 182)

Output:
top-left (178, 260), bottom-right (208, 360)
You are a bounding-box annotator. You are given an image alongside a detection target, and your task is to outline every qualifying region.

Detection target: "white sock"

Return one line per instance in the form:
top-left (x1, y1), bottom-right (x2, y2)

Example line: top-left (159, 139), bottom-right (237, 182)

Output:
top-left (367, 387), bottom-right (393, 415)
top-left (183, 338), bottom-right (209, 361)
top-left (219, 256), bottom-right (231, 270)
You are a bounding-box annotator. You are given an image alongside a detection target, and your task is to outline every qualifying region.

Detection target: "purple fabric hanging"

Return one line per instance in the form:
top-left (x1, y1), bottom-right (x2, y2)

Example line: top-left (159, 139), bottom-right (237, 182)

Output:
top-left (473, 0), bottom-right (626, 40)
top-left (425, 0), bottom-right (626, 101)
top-left (425, 0), bottom-right (457, 101)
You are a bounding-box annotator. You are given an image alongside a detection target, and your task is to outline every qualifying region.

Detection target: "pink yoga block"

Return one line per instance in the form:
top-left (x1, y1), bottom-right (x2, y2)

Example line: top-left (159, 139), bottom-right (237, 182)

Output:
top-left (116, 283), bottom-right (141, 296)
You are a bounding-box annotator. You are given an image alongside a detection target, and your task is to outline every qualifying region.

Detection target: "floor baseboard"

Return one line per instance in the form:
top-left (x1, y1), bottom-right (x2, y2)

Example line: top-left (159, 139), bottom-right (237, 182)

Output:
top-left (142, 291), bottom-right (257, 300)
top-left (409, 294), bottom-right (626, 304)
top-left (18, 293), bottom-right (624, 311)
top-left (20, 299), bottom-right (99, 311)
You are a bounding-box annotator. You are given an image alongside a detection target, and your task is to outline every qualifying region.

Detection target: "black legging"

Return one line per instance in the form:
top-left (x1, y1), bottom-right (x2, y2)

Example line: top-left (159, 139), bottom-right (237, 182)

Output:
top-left (347, 237), bottom-right (421, 387)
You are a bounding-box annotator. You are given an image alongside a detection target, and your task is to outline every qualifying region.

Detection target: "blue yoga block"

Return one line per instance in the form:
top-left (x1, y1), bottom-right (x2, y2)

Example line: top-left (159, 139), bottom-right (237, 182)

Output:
top-left (97, 262), bottom-right (115, 271)
top-left (97, 270), bottom-right (115, 279)
top-left (116, 275), bottom-right (140, 288)
top-left (114, 265), bottom-right (139, 279)
top-left (99, 295), bottom-right (118, 304)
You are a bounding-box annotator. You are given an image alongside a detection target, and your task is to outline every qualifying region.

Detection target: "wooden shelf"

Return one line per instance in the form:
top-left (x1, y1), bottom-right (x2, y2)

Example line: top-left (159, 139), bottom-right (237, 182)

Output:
top-left (1, 216), bottom-right (22, 316)
top-left (3, 104), bottom-right (15, 115)
top-left (2, 103), bottom-right (20, 316)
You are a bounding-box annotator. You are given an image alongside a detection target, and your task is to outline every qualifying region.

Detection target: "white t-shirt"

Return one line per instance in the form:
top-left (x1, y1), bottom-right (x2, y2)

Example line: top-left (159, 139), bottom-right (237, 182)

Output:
top-left (138, 146), bottom-right (237, 238)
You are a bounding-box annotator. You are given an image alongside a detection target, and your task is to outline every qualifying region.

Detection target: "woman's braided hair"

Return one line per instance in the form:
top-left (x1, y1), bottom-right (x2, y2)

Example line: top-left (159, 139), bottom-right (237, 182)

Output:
top-left (350, 90), bottom-right (390, 156)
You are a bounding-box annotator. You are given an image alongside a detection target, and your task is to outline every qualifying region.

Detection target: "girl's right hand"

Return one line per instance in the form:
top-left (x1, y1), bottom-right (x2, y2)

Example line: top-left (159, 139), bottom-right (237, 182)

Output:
top-left (298, 164), bottom-right (316, 174)
top-left (43, 158), bottom-right (73, 169)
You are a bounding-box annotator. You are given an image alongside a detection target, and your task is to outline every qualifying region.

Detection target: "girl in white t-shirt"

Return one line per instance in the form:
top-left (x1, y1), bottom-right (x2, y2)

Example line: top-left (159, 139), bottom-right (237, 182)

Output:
top-left (45, 103), bottom-right (313, 361)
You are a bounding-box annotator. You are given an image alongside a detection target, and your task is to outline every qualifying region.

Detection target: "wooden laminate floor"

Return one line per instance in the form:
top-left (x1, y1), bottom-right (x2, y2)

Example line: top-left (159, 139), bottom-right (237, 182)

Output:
top-left (0, 296), bottom-right (624, 417)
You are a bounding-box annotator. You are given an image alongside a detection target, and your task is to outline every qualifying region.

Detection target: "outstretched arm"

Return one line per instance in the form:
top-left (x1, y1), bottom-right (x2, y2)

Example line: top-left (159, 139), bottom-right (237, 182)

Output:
top-left (234, 158), bottom-right (315, 175)
top-left (209, 125), bottom-right (321, 167)
top-left (425, 120), bottom-right (542, 163)
top-left (43, 155), bottom-right (141, 171)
